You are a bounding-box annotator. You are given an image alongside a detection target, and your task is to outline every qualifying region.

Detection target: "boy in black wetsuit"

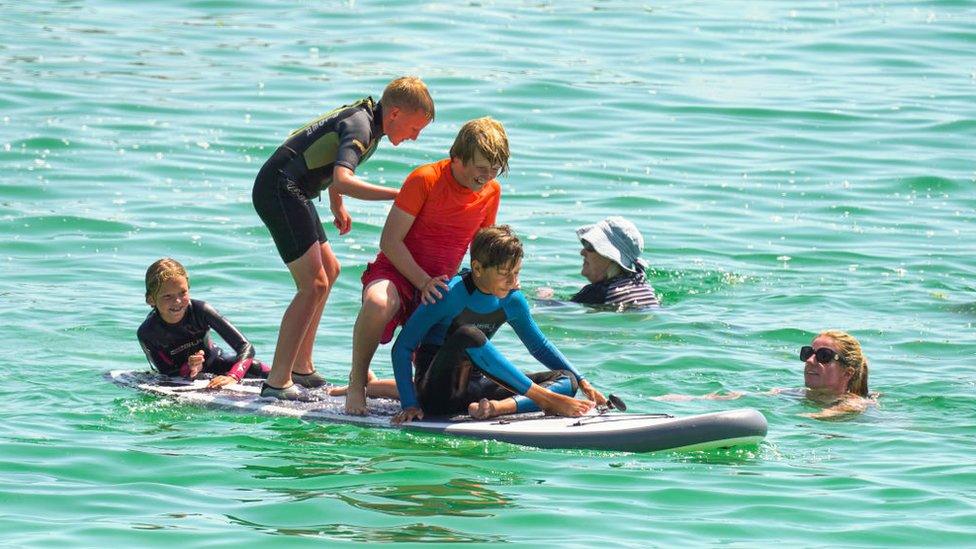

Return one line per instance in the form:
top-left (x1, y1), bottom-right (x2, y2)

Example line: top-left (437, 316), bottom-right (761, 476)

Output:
top-left (252, 76), bottom-right (435, 400)
top-left (137, 258), bottom-right (270, 389)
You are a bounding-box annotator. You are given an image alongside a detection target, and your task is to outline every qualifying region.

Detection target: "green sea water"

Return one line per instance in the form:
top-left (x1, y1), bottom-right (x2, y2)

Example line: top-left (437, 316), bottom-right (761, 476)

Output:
top-left (1, 1), bottom-right (975, 546)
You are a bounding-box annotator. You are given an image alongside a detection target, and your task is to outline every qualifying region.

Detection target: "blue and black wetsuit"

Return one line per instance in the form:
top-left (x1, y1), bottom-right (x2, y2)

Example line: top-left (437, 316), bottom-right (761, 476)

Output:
top-left (137, 299), bottom-right (270, 381)
top-left (252, 97), bottom-right (383, 263)
top-left (392, 272), bottom-right (584, 416)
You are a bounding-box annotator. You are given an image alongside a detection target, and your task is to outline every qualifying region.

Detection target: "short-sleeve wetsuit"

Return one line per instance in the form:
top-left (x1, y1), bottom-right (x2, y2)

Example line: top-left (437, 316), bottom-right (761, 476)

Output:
top-left (392, 272), bottom-right (584, 416)
top-left (252, 97), bottom-right (383, 263)
top-left (137, 299), bottom-right (270, 381)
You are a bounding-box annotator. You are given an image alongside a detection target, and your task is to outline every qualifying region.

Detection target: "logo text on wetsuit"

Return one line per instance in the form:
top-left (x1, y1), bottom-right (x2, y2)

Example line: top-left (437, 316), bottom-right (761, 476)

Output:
top-left (170, 338), bottom-right (204, 355)
top-left (306, 115), bottom-right (336, 137)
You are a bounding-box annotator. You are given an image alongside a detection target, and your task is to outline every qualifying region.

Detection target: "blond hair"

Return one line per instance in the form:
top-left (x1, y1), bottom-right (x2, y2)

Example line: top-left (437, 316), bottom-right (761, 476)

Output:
top-left (471, 225), bottom-right (522, 270)
top-left (449, 117), bottom-right (510, 175)
top-left (820, 329), bottom-right (869, 396)
top-left (381, 76), bottom-right (435, 121)
top-left (145, 258), bottom-right (188, 301)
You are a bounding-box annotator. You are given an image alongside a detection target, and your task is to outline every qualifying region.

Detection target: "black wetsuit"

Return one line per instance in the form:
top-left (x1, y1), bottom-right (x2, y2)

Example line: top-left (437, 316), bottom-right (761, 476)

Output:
top-left (252, 97), bottom-right (383, 263)
top-left (137, 299), bottom-right (268, 381)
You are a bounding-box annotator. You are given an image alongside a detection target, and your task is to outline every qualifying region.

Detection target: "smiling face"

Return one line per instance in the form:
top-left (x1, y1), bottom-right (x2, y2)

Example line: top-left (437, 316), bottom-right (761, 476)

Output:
top-left (147, 276), bottom-right (190, 324)
top-left (384, 107), bottom-right (430, 146)
top-left (472, 259), bottom-right (522, 299)
top-left (580, 241), bottom-right (615, 283)
top-left (803, 334), bottom-right (853, 395)
top-left (451, 150), bottom-right (502, 192)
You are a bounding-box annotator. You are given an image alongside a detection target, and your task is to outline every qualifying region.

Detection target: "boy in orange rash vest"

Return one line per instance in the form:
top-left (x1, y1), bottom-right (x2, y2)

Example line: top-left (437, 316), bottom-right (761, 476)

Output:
top-left (341, 117), bottom-right (510, 414)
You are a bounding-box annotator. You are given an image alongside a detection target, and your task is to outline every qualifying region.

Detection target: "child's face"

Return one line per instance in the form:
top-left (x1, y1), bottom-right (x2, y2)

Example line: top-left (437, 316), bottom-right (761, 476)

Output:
top-left (452, 151), bottom-right (502, 192)
top-left (148, 276), bottom-right (190, 324)
top-left (473, 259), bottom-right (522, 299)
top-left (386, 107), bottom-right (430, 146)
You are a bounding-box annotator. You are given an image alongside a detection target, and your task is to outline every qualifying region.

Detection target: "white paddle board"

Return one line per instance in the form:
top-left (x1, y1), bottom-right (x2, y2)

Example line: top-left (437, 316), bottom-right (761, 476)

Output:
top-left (109, 370), bottom-right (767, 453)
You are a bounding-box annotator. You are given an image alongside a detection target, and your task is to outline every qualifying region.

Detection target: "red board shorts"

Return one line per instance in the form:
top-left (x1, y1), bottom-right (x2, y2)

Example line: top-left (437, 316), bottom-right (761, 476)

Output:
top-left (360, 259), bottom-right (420, 344)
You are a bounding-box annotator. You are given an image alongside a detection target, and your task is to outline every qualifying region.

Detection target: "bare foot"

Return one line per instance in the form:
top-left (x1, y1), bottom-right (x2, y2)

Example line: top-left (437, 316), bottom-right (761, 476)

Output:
top-left (544, 393), bottom-right (594, 417)
top-left (468, 398), bottom-right (496, 419)
top-left (328, 385), bottom-right (348, 397)
top-left (344, 385), bottom-right (368, 415)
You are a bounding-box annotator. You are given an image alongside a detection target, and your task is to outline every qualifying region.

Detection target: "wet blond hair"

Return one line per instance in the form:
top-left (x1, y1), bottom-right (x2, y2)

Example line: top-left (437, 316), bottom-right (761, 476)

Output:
top-left (449, 117), bottom-right (510, 175)
top-left (471, 225), bottom-right (522, 270)
top-left (381, 76), bottom-right (435, 121)
top-left (821, 329), bottom-right (870, 396)
top-left (145, 258), bottom-right (188, 301)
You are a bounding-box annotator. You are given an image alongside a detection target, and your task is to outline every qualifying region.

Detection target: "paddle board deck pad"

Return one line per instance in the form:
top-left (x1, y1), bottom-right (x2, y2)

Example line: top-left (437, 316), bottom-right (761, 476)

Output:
top-left (109, 370), bottom-right (767, 453)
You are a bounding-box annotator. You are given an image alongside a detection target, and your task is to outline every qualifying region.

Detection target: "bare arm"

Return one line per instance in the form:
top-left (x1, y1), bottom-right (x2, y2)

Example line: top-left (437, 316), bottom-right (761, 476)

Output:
top-left (651, 391), bottom-right (744, 402)
top-left (380, 206), bottom-right (450, 303)
top-left (803, 395), bottom-right (869, 420)
top-left (327, 166), bottom-right (398, 235)
top-left (331, 165), bottom-right (398, 201)
top-left (578, 379), bottom-right (607, 407)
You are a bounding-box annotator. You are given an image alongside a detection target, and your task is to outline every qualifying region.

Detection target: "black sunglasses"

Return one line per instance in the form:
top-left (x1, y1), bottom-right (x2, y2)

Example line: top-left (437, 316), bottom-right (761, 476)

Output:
top-left (800, 346), bottom-right (842, 364)
top-left (581, 240), bottom-right (596, 252)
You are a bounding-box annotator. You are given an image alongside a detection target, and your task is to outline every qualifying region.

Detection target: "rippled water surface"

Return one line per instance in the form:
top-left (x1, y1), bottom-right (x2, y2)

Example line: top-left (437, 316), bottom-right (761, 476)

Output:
top-left (2, 1), bottom-right (975, 546)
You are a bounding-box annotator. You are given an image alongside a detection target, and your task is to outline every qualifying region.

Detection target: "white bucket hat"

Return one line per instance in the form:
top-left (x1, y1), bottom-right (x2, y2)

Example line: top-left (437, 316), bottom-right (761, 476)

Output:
top-left (576, 216), bottom-right (648, 273)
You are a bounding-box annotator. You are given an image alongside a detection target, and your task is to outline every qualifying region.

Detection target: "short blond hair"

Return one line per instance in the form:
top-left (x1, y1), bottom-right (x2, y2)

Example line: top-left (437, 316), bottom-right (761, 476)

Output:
top-left (471, 225), bottom-right (522, 270)
top-left (381, 76), bottom-right (435, 121)
top-left (145, 258), bottom-right (188, 301)
top-left (450, 117), bottom-right (510, 175)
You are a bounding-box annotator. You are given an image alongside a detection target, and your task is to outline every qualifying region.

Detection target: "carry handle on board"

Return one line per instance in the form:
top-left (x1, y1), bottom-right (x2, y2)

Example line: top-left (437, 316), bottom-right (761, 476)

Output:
top-left (598, 393), bottom-right (627, 413)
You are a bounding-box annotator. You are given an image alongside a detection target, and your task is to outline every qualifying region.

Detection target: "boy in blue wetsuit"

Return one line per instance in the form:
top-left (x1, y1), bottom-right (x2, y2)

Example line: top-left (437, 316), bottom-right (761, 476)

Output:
top-left (391, 225), bottom-right (607, 424)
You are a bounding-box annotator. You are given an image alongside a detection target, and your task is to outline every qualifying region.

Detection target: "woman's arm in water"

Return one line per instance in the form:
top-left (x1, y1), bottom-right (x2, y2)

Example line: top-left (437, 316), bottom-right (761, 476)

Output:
top-left (651, 391), bottom-right (745, 402)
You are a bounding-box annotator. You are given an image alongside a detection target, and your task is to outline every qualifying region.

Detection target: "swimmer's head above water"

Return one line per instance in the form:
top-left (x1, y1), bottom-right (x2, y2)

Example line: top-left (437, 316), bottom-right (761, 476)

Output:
top-left (576, 216), bottom-right (648, 283)
top-left (802, 329), bottom-right (869, 397)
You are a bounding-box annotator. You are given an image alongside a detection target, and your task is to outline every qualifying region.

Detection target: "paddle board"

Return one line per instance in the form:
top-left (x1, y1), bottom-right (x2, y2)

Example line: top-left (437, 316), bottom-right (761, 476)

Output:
top-left (109, 370), bottom-right (767, 453)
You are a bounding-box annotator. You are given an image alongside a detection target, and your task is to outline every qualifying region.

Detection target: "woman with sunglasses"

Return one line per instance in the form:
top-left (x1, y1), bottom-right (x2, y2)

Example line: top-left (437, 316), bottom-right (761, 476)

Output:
top-left (655, 330), bottom-right (873, 419)
top-left (799, 329), bottom-right (871, 418)
top-left (535, 216), bottom-right (660, 310)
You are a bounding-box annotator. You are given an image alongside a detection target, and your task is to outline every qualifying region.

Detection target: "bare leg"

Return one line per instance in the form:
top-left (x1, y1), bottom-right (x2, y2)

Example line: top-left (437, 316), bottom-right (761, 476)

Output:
top-left (468, 397), bottom-right (516, 419)
top-left (293, 242), bottom-right (340, 376)
top-left (330, 378), bottom-right (399, 399)
top-left (469, 383), bottom-right (595, 419)
top-left (346, 280), bottom-right (400, 414)
top-left (265, 243), bottom-right (331, 389)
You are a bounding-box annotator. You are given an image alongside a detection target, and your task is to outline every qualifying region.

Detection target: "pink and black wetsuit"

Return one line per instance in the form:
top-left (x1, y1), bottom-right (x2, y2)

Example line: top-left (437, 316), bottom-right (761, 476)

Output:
top-left (137, 299), bottom-right (269, 381)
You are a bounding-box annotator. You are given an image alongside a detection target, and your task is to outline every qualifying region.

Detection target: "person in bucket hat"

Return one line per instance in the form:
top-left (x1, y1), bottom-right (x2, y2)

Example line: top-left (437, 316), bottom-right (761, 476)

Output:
top-left (571, 216), bottom-right (660, 310)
